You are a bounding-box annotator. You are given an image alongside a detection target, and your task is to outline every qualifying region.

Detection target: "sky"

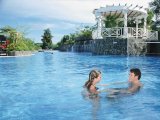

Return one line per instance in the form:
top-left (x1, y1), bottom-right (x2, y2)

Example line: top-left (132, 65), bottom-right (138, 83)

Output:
top-left (0, 0), bottom-right (153, 43)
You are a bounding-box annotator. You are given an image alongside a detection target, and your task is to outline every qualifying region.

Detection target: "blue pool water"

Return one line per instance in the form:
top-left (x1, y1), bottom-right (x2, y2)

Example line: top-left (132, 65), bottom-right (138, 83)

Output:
top-left (0, 51), bottom-right (160, 120)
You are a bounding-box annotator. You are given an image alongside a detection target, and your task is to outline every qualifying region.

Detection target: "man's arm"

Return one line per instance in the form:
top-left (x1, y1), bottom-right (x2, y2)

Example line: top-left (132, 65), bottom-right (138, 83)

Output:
top-left (128, 85), bottom-right (140, 93)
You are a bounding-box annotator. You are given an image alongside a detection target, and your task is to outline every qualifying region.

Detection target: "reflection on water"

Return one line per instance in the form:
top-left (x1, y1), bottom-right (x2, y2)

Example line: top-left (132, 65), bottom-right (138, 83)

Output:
top-left (91, 97), bottom-right (100, 120)
top-left (81, 89), bottom-right (100, 120)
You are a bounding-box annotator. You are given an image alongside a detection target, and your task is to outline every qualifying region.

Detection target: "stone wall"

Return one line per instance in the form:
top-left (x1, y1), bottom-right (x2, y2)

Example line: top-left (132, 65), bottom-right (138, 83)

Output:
top-left (127, 38), bottom-right (147, 56)
top-left (72, 38), bottom-right (127, 55)
top-left (92, 38), bottom-right (127, 55)
top-left (59, 37), bottom-right (149, 56)
top-left (8, 51), bottom-right (34, 56)
top-left (72, 40), bottom-right (93, 52)
top-left (59, 44), bottom-right (73, 52)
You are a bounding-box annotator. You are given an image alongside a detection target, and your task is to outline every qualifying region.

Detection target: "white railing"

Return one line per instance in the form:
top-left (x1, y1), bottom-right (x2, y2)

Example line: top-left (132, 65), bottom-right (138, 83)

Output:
top-left (128, 27), bottom-right (144, 38)
top-left (147, 30), bottom-right (158, 41)
top-left (102, 27), bottom-right (124, 38)
top-left (101, 27), bottom-right (144, 38)
top-left (92, 27), bottom-right (158, 40)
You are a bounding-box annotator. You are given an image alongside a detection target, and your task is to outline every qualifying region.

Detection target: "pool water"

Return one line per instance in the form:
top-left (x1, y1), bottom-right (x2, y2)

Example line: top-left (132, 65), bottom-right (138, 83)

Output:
top-left (0, 51), bottom-right (160, 120)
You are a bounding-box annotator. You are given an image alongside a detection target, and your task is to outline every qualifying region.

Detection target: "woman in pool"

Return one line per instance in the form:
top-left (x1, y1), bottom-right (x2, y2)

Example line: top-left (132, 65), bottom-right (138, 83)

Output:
top-left (83, 69), bottom-right (101, 98)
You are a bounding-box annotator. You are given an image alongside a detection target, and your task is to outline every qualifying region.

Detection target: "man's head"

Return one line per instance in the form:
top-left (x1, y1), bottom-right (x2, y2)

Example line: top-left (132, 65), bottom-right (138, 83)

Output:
top-left (129, 68), bottom-right (141, 81)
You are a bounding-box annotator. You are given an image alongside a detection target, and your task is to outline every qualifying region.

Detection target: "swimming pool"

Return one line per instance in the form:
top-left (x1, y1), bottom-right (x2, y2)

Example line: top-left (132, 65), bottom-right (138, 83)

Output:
top-left (0, 51), bottom-right (160, 120)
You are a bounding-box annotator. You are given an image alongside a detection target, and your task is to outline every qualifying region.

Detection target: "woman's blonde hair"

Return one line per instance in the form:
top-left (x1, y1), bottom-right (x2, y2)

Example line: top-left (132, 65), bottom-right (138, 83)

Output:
top-left (84, 70), bottom-right (101, 90)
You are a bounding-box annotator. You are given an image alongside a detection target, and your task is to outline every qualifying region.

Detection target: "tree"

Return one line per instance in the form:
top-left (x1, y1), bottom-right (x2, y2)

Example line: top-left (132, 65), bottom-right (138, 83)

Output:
top-left (41, 28), bottom-right (53, 49)
top-left (61, 35), bottom-right (69, 43)
top-left (149, 0), bottom-right (160, 21)
top-left (58, 34), bottom-right (75, 46)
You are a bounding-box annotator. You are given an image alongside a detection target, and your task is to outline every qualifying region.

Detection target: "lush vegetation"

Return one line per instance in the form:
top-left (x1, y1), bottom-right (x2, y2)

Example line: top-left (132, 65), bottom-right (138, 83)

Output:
top-left (0, 26), bottom-right (40, 51)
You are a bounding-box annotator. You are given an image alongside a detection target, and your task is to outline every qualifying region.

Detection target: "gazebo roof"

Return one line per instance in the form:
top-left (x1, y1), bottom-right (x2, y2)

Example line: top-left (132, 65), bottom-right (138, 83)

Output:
top-left (93, 4), bottom-right (147, 19)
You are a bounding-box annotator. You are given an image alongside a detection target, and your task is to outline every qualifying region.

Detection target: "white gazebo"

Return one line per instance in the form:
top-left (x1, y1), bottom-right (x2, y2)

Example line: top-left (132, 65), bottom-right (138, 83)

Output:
top-left (92, 4), bottom-right (158, 40)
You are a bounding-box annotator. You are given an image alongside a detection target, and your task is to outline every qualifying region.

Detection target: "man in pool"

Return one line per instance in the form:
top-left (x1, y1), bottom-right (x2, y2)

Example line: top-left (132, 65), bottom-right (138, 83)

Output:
top-left (127, 68), bottom-right (142, 93)
top-left (107, 68), bottom-right (142, 97)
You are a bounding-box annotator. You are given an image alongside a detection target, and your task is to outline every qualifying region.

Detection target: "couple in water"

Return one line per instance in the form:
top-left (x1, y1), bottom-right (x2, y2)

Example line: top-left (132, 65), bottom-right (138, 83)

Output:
top-left (83, 68), bottom-right (142, 98)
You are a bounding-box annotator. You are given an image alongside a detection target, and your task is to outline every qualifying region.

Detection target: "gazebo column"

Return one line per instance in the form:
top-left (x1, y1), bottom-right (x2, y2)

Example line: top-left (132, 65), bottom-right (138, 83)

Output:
top-left (101, 15), bottom-right (105, 38)
top-left (97, 16), bottom-right (103, 39)
top-left (116, 20), bottom-right (119, 37)
top-left (143, 16), bottom-right (147, 38)
top-left (101, 16), bottom-right (105, 29)
top-left (136, 18), bottom-right (139, 39)
top-left (95, 17), bottom-right (99, 38)
top-left (123, 11), bottom-right (128, 38)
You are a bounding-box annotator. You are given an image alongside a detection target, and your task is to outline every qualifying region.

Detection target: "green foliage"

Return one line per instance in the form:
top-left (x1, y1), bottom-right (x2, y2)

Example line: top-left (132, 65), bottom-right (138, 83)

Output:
top-left (8, 41), bottom-right (28, 51)
top-left (75, 26), bottom-right (92, 41)
top-left (0, 26), bottom-right (37, 51)
top-left (104, 15), bottom-right (125, 28)
top-left (35, 43), bottom-right (42, 50)
top-left (23, 38), bottom-right (37, 50)
top-left (6, 38), bottom-right (38, 51)
top-left (41, 28), bottom-right (53, 49)
top-left (61, 35), bottom-right (70, 43)
top-left (57, 34), bottom-right (75, 46)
